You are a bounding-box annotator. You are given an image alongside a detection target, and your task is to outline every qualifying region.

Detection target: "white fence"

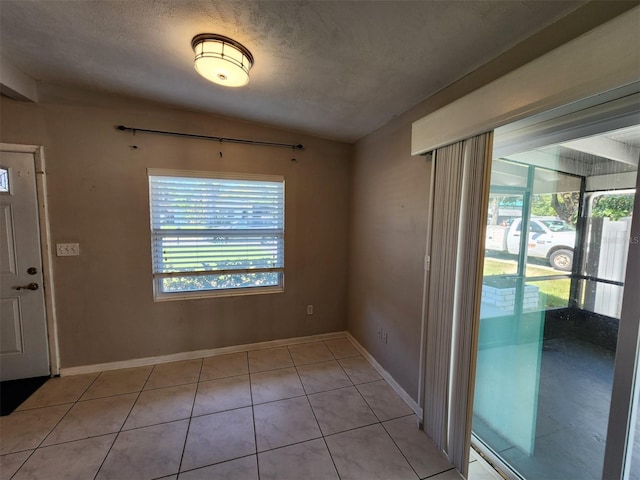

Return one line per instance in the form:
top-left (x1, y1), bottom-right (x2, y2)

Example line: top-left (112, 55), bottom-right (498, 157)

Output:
top-left (591, 217), bottom-right (632, 318)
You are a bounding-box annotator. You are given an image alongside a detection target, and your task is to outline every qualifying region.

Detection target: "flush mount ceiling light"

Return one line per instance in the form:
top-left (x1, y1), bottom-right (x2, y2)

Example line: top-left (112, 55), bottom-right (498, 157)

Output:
top-left (192, 33), bottom-right (254, 87)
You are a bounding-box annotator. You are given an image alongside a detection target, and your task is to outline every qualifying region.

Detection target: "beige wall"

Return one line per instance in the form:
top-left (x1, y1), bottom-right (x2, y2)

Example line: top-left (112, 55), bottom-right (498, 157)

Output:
top-left (349, 117), bottom-right (431, 399)
top-left (347, 1), bottom-right (635, 401)
top-left (0, 95), bottom-right (351, 368)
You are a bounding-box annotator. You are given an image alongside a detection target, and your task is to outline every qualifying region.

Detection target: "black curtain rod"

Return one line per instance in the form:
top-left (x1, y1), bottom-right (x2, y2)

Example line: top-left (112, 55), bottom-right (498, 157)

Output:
top-left (116, 125), bottom-right (304, 150)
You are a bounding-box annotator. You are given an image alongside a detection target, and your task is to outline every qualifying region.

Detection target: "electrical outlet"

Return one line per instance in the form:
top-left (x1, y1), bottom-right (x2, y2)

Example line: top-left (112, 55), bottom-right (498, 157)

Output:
top-left (383, 331), bottom-right (388, 344)
top-left (306, 305), bottom-right (314, 315)
top-left (56, 243), bottom-right (80, 256)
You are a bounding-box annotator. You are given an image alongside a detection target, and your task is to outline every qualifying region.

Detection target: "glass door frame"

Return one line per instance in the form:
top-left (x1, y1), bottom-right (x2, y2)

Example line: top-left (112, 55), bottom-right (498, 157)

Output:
top-left (471, 94), bottom-right (640, 480)
top-left (473, 161), bottom-right (586, 479)
top-left (487, 161), bottom-right (585, 310)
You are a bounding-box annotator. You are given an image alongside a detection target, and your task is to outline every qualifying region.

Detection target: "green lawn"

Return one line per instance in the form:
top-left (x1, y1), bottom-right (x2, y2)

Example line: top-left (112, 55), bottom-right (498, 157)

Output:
top-left (483, 258), bottom-right (570, 308)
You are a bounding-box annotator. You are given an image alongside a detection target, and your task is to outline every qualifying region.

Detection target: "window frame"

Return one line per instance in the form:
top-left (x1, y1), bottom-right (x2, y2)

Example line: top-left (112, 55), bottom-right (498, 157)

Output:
top-left (147, 168), bottom-right (285, 301)
top-left (0, 166), bottom-right (11, 194)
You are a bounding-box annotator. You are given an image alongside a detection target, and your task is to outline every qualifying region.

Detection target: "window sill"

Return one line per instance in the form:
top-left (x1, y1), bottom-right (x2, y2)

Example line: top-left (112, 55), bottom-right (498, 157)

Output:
top-left (153, 285), bottom-right (284, 302)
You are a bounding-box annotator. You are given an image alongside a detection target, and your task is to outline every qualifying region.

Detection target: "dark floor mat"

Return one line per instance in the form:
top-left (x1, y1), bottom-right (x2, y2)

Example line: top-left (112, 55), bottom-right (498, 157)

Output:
top-left (0, 376), bottom-right (49, 416)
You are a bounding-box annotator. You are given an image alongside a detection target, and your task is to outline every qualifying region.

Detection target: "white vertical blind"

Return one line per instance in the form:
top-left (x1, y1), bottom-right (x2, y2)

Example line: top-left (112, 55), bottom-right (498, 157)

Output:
top-left (423, 132), bottom-right (492, 475)
top-left (424, 141), bottom-right (465, 450)
top-left (148, 171), bottom-right (284, 281)
top-left (448, 133), bottom-right (492, 475)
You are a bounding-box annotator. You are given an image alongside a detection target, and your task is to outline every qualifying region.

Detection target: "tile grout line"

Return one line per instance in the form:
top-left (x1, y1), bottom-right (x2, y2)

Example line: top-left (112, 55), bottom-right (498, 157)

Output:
top-left (351, 374), bottom-right (417, 426)
top-left (176, 453), bottom-right (257, 478)
top-left (290, 340), bottom-right (348, 389)
top-left (247, 341), bottom-right (411, 476)
top-left (423, 467), bottom-right (457, 479)
top-left (14, 370), bottom-right (100, 413)
top-left (382, 412), bottom-right (459, 479)
top-left (133, 379), bottom-right (199, 393)
top-left (8, 408), bottom-right (69, 480)
top-left (322, 419), bottom-right (382, 439)
top-left (35, 372), bottom-right (101, 447)
top-left (7, 432), bottom-right (121, 455)
top-left (79, 370), bottom-right (112, 401)
top-left (215, 342), bottom-right (361, 381)
top-left (302, 390), bottom-right (342, 480)
top-left (43, 395), bottom-right (406, 443)
top-left (6, 370), bottom-right (150, 478)
top-left (246, 351), bottom-right (261, 480)
top-left (176, 358), bottom-right (205, 476)
top-left (323, 337), bottom-right (361, 361)
top-left (356, 387), bottom-right (388, 427)
top-left (11, 377), bottom-right (207, 409)
top-left (7, 451), bottom-right (31, 480)
top-left (10, 371), bottom-right (107, 479)
top-left (92, 363), bottom-right (156, 479)
top-left (379, 418), bottom-right (424, 480)
top-left (286, 343), bottom-right (316, 418)
top-left (23, 356), bottom-right (262, 476)
top-left (10, 400), bottom-right (73, 413)
top-left (332, 346), bottom-right (359, 390)
top-left (27, 407), bottom-right (412, 453)
top-left (292, 364), bottom-right (311, 397)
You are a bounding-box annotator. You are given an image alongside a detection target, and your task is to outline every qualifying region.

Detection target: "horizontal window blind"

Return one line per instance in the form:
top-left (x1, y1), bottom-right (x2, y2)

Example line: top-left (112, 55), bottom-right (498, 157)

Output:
top-left (148, 174), bottom-right (284, 292)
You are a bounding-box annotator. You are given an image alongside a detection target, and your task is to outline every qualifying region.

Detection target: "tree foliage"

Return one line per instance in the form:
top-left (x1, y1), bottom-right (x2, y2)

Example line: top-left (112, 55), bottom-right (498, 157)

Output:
top-left (490, 191), bottom-right (635, 226)
top-left (531, 193), bottom-right (580, 225)
top-left (592, 194), bottom-right (635, 221)
top-left (530, 192), bottom-right (635, 224)
top-left (531, 194), bottom-right (556, 217)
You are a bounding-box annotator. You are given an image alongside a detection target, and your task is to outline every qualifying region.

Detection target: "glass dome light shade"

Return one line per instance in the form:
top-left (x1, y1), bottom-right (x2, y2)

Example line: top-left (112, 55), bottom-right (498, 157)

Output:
top-left (192, 34), bottom-right (253, 87)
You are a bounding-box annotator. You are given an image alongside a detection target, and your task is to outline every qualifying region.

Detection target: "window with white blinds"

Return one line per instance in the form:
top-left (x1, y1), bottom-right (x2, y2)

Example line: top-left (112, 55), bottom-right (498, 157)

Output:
top-left (148, 169), bottom-right (285, 299)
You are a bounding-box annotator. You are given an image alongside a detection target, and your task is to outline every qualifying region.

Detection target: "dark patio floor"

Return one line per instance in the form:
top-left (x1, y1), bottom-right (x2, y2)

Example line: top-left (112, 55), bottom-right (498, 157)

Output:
top-left (474, 328), bottom-right (620, 479)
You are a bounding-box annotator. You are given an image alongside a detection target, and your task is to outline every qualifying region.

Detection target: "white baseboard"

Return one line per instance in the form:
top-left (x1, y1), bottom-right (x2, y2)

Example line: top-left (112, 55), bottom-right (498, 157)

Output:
top-left (346, 333), bottom-right (423, 418)
top-left (60, 331), bottom-right (348, 376)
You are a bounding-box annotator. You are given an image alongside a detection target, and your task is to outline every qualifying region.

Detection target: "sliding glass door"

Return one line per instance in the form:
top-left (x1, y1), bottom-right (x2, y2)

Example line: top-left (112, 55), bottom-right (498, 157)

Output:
top-left (472, 121), bottom-right (639, 479)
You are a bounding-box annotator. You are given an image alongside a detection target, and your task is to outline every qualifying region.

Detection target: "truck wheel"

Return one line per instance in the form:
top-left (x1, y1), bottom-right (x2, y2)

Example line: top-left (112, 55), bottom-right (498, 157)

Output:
top-left (550, 249), bottom-right (573, 271)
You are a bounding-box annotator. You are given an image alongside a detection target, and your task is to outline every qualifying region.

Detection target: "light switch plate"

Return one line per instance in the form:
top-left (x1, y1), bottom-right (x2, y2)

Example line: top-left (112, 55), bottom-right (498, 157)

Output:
top-left (56, 243), bottom-right (80, 256)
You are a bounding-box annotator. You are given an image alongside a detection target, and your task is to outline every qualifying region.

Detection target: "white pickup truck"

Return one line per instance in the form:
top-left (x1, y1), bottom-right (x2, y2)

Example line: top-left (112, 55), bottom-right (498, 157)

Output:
top-left (485, 217), bottom-right (576, 271)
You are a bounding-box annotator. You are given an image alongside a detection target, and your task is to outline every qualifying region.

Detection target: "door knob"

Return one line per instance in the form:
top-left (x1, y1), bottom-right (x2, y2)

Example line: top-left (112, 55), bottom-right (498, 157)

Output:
top-left (14, 283), bottom-right (39, 291)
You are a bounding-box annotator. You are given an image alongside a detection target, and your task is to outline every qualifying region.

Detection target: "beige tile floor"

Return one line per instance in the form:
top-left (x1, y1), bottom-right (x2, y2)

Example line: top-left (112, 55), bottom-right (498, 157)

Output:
top-left (0, 337), bottom-right (462, 480)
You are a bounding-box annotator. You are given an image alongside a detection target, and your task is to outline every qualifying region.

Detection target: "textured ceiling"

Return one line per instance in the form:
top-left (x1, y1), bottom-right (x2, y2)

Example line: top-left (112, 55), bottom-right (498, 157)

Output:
top-left (0, 1), bottom-right (586, 142)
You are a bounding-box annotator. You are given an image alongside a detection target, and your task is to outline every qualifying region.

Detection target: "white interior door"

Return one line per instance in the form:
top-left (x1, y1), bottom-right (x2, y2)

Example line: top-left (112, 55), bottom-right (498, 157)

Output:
top-left (0, 151), bottom-right (49, 381)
